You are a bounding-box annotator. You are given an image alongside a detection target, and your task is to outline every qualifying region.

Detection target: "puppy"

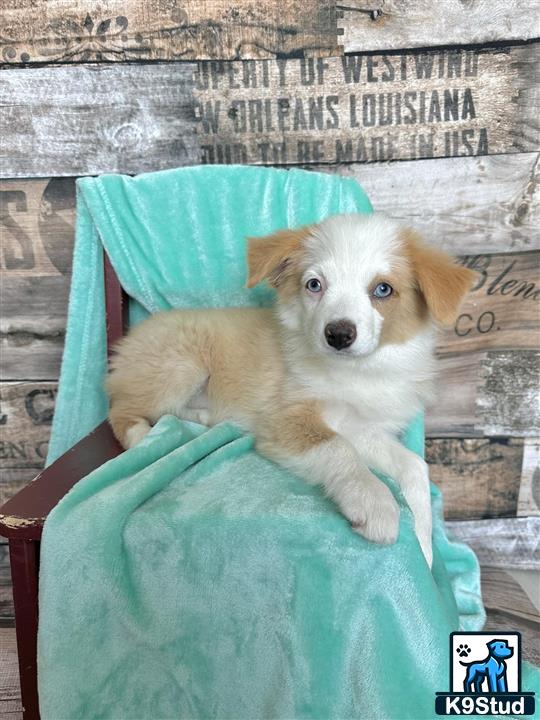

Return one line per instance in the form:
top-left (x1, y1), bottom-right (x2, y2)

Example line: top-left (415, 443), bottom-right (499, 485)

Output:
top-left (107, 213), bottom-right (476, 566)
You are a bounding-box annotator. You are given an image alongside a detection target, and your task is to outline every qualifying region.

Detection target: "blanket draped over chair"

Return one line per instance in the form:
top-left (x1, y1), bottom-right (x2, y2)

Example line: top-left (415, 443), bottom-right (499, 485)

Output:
top-left (40, 165), bottom-right (526, 720)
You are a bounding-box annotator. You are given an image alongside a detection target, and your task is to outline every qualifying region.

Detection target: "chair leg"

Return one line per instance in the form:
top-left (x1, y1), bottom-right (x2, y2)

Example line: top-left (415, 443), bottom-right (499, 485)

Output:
top-left (10, 539), bottom-right (40, 720)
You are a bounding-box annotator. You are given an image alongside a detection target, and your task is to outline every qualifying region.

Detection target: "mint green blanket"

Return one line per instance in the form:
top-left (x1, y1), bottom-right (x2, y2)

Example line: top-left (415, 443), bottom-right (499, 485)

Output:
top-left (40, 166), bottom-right (518, 719)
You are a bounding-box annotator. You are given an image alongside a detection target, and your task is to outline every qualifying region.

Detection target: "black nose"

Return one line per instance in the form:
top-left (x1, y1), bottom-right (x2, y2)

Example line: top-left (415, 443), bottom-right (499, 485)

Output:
top-left (324, 320), bottom-right (357, 350)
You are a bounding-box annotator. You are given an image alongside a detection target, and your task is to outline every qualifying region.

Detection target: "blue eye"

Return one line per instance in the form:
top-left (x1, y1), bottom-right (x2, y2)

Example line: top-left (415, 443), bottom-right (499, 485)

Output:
top-left (306, 278), bottom-right (322, 293)
top-left (373, 282), bottom-right (393, 298)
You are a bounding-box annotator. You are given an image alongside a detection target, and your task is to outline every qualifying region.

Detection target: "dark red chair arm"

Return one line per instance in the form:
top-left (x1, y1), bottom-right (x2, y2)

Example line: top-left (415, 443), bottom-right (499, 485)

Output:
top-left (0, 421), bottom-right (124, 541)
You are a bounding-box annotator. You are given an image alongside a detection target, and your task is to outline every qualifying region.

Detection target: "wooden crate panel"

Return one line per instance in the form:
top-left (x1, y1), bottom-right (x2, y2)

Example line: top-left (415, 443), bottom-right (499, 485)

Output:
top-left (1, 0), bottom-right (340, 64)
top-left (338, 1), bottom-right (539, 53)
top-left (2, 0), bottom-right (539, 65)
top-left (446, 516), bottom-right (540, 570)
top-left (2, 153), bottom-right (539, 281)
top-left (437, 251), bottom-right (539, 355)
top-left (1, 45), bottom-right (539, 177)
top-left (338, 152), bottom-right (540, 255)
top-left (0, 63), bottom-right (200, 178)
top-left (0, 178), bottom-right (75, 276)
top-left (0, 383), bottom-right (57, 478)
top-left (0, 544), bottom-right (15, 624)
top-left (427, 438), bottom-right (524, 521)
top-left (195, 45), bottom-right (539, 166)
top-left (427, 350), bottom-right (540, 438)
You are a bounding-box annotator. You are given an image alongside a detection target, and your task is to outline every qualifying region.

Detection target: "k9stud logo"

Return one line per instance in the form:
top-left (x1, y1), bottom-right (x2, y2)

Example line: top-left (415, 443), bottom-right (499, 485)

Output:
top-left (435, 632), bottom-right (536, 715)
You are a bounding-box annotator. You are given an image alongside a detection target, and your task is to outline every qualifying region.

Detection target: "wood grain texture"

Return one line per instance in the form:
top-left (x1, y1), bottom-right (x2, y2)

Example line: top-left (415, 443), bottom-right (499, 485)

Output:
top-left (0, 334), bottom-right (65, 382)
top-left (338, 1), bottom-right (540, 52)
top-left (426, 438), bottom-right (524, 520)
top-left (0, 542), bottom-right (15, 624)
top-left (195, 45), bottom-right (539, 166)
top-left (0, 63), bottom-right (200, 177)
top-left (446, 517), bottom-right (540, 570)
top-left (1, 44), bottom-right (539, 177)
top-left (1, 0), bottom-right (339, 64)
top-left (0, 178), bottom-right (75, 276)
top-left (437, 251), bottom-right (539, 355)
top-left (332, 152), bottom-right (540, 254)
top-left (426, 350), bottom-right (540, 438)
top-left (0, 383), bottom-right (56, 504)
top-left (3, 152), bottom-right (539, 280)
top-left (1, 0), bottom-right (539, 64)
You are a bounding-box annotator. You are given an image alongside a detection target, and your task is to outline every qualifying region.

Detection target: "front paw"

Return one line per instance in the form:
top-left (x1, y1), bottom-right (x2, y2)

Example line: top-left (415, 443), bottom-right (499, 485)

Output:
top-left (348, 482), bottom-right (400, 545)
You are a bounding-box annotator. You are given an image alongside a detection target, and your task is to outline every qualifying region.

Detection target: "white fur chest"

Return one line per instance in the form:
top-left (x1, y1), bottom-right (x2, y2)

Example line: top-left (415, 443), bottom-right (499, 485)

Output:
top-left (288, 330), bottom-right (437, 435)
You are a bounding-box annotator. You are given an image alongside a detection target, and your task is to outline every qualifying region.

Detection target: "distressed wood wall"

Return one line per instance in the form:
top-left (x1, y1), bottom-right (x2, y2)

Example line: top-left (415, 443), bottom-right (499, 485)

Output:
top-left (1, 0), bottom-right (539, 648)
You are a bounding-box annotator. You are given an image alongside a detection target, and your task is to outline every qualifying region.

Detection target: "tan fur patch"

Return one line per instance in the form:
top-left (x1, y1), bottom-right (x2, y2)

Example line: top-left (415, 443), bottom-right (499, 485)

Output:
top-left (245, 226), bottom-right (313, 288)
top-left (400, 229), bottom-right (478, 326)
top-left (256, 401), bottom-right (336, 457)
top-left (370, 267), bottom-right (429, 346)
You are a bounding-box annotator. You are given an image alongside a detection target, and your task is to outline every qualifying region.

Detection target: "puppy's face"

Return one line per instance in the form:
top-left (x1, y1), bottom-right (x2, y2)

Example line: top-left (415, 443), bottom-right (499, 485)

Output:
top-left (246, 214), bottom-right (476, 359)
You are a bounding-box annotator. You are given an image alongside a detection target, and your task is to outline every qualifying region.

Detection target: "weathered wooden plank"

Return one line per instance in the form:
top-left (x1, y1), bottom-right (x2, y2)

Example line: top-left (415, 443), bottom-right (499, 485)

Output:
top-left (0, 469), bottom-right (40, 507)
top-left (0, 334), bottom-right (65, 382)
top-left (338, 1), bottom-right (540, 53)
top-left (0, 384), bottom-right (56, 487)
top-left (437, 251), bottom-right (539, 355)
top-left (196, 45), bottom-right (539, 166)
top-left (0, 543), bottom-right (14, 623)
top-left (0, 0), bottom-right (339, 64)
top-left (518, 439), bottom-right (540, 517)
top-left (0, 63), bottom-right (199, 177)
top-left (2, 45), bottom-right (539, 177)
top-left (426, 350), bottom-right (540, 438)
top-left (427, 438), bottom-right (524, 521)
top-left (446, 517), bottom-right (540, 570)
top-left (3, 0), bottom-right (540, 65)
top-left (334, 152), bottom-right (540, 255)
top-left (0, 277), bottom-right (70, 336)
top-left (3, 153), bottom-right (539, 283)
top-left (0, 178), bottom-right (75, 276)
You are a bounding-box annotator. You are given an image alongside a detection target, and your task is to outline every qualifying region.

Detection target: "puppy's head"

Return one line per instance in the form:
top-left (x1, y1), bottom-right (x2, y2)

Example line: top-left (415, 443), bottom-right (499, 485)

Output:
top-left (246, 214), bottom-right (476, 358)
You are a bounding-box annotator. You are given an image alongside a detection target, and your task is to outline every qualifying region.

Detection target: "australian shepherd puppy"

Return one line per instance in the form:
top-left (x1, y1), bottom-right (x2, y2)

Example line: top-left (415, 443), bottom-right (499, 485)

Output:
top-left (107, 213), bottom-right (476, 566)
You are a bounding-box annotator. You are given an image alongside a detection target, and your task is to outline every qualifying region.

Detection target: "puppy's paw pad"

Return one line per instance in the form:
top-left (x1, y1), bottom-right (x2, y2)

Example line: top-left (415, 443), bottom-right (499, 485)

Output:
top-left (457, 644), bottom-right (471, 658)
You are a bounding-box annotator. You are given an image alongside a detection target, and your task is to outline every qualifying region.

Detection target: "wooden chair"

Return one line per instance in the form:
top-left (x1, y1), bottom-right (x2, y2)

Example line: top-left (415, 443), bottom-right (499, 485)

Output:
top-left (0, 254), bottom-right (129, 720)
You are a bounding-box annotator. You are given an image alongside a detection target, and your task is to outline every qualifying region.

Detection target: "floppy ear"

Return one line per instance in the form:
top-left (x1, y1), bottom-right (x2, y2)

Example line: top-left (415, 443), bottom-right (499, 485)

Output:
top-left (245, 226), bottom-right (312, 288)
top-left (402, 229), bottom-right (478, 326)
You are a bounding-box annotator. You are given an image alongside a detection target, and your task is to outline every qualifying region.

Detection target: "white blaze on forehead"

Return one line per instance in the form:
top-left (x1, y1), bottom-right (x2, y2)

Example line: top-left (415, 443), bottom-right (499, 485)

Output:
top-left (302, 213), bottom-right (403, 284)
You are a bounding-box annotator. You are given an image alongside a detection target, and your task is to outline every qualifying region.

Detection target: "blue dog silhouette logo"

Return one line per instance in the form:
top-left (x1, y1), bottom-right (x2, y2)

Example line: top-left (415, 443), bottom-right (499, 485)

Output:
top-left (459, 638), bottom-right (513, 693)
top-left (435, 632), bottom-right (536, 715)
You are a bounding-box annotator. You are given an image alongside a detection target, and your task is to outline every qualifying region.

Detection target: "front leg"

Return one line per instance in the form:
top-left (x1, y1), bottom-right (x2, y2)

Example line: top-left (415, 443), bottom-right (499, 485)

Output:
top-left (255, 403), bottom-right (400, 545)
top-left (330, 412), bottom-right (432, 566)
